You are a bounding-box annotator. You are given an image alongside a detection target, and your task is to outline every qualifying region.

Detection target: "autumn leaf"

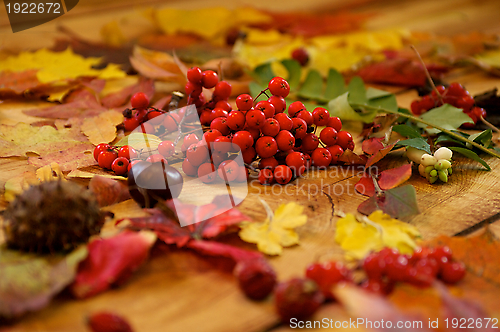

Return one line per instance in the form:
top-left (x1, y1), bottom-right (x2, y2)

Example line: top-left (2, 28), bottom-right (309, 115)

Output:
top-left (362, 137), bottom-right (385, 155)
top-left (378, 164), bottom-right (412, 190)
top-left (335, 210), bottom-right (420, 260)
top-left (81, 110), bottom-right (123, 145)
top-left (338, 150), bottom-right (367, 165)
top-left (354, 173), bottom-right (375, 197)
top-left (70, 231), bottom-right (156, 299)
top-left (130, 46), bottom-right (186, 83)
top-left (0, 246), bottom-right (87, 319)
top-left (358, 185), bottom-right (419, 219)
top-left (239, 201), bottom-right (307, 256)
top-left (365, 141), bottom-right (398, 168)
top-left (88, 175), bottom-right (130, 208)
top-left (0, 48), bottom-right (125, 84)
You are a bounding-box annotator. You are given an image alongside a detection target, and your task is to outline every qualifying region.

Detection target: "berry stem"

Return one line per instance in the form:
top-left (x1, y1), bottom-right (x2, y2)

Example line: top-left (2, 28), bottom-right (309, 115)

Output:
top-left (479, 115), bottom-right (500, 139)
top-left (254, 88), bottom-right (271, 103)
top-left (352, 103), bottom-right (500, 159)
top-left (410, 45), bottom-right (443, 105)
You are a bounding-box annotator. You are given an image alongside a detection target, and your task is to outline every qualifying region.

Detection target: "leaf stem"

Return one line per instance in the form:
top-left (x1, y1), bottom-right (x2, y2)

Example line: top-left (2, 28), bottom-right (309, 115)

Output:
top-left (352, 103), bottom-right (500, 159)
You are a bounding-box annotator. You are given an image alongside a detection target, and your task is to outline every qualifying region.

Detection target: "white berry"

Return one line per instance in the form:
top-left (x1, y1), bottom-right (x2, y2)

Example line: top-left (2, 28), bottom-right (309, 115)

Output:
top-left (433, 147), bottom-right (453, 161)
top-left (406, 147), bottom-right (426, 164)
top-left (420, 154), bottom-right (437, 167)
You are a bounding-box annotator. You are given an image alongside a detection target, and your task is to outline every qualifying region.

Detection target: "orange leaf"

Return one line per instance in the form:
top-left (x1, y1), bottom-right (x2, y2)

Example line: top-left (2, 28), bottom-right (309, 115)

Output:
top-left (378, 164), bottom-right (412, 190)
top-left (338, 150), bottom-right (366, 165)
top-left (365, 141), bottom-right (398, 168)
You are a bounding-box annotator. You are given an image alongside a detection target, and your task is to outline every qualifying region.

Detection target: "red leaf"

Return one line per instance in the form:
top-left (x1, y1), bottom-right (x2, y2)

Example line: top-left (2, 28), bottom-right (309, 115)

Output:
top-left (0, 70), bottom-right (42, 95)
top-left (365, 141), bottom-right (398, 168)
top-left (88, 176), bottom-right (131, 207)
top-left (378, 164), bottom-right (412, 190)
top-left (101, 78), bottom-right (154, 109)
top-left (70, 231), bottom-right (156, 299)
top-left (356, 58), bottom-right (449, 87)
top-left (187, 240), bottom-right (263, 263)
top-left (338, 150), bottom-right (367, 165)
top-left (354, 174), bottom-right (376, 197)
top-left (362, 137), bottom-right (384, 155)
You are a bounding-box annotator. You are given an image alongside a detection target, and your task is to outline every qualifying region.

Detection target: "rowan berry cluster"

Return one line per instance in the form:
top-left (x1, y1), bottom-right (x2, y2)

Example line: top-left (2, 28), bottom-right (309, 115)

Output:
top-left (93, 143), bottom-right (138, 176)
top-left (411, 82), bottom-right (486, 128)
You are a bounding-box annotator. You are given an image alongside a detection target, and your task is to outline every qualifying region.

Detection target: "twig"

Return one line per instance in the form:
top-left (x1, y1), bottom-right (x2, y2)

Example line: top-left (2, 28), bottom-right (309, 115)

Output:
top-left (479, 115), bottom-right (500, 141)
top-left (410, 45), bottom-right (443, 105)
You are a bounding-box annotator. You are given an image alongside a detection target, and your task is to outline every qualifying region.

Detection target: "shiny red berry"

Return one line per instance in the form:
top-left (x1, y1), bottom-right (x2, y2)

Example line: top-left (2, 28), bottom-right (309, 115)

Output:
top-left (98, 149), bottom-right (118, 169)
top-left (118, 145), bottom-right (138, 160)
top-left (268, 77), bottom-right (290, 98)
top-left (201, 70), bottom-right (219, 89)
top-left (111, 157), bottom-right (129, 176)
top-left (94, 143), bottom-right (111, 162)
top-left (130, 92), bottom-right (149, 109)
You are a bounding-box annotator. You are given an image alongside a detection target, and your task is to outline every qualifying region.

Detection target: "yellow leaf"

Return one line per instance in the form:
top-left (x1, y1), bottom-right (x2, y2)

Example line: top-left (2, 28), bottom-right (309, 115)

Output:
top-left (81, 110), bottom-right (123, 145)
top-left (239, 202), bottom-right (307, 256)
top-left (67, 169), bottom-right (127, 181)
top-left (0, 48), bottom-right (125, 83)
top-left (335, 210), bottom-right (420, 260)
top-left (100, 20), bottom-right (127, 47)
top-left (114, 132), bottom-right (162, 152)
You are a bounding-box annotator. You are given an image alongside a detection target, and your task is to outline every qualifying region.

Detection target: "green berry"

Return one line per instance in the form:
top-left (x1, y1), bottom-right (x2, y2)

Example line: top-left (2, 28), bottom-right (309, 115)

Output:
top-left (429, 169), bottom-right (438, 177)
top-left (429, 176), bottom-right (438, 184)
top-left (448, 167), bottom-right (453, 175)
top-left (438, 170), bottom-right (448, 183)
top-left (424, 166), bottom-right (434, 174)
top-left (435, 159), bottom-right (452, 171)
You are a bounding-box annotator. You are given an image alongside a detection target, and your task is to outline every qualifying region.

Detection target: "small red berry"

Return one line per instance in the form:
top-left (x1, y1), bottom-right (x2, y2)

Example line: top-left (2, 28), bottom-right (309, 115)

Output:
top-left (241, 146), bottom-right (256, 164)
top-left (123, 116), bottom-right (140, 132)
top-left (87, 312), bottom-right (133, 332)
top-left (320, 127), bottom-right (337, 146)
top-left (94, 143), bottom-right (111, 162)
top-left (158, 141), bottom-right (175, 158)
top-left (201, 70), bottom-right (219, 89)
top-left (163, 113), bottom-right (181, 132)
top-left (301, 133), bottom-right (319, 151)
top-left (226, 110), bottom-right (246, 131)
top-left (187, 66), bottom-right (203, 84)
top-left (326, 116), bottom-right (342, 131)
top-left (274, 113), bottom-right (293, 131)
top-left (232, 131), bottom-right (254, 151)
top-left (182, 158), bottom-right (198, 176)
top-left (198, 162), bottom-right (217, 183)
top-left (111, 157), bottom-right (129, 176)
top-left (286, 151), bottom-right (306, 176)
top-left (296, 110), bottom-right (313, 126)
top-left (261, 118), bottom-right (281, 137)
top-left (258, 157), bottom-right (279, 170)
top-left (312, 107), bottom-right (330, 126)
top-left (236, 94), bottom-right (253, 112)
top-left (291, 118), bottom-right (308, 139)
top-left (213, 81), bottom-right (232, 100)
top-left (255, 136), bottom-right (278, 158)
top-left (245, 109), bottom-right (266, 129)
top-left (234, 258), bottom-right (277, 300)
top-left (267, 96), bottom-right (286, 113)
top-left (186, 143), bottom-right (209, 167)
top-left (212, 136), bottom-right (232, 154)
top-left (255, 100), bottom-right (276, 119)
top-left (274, 165), bottom-right (293, 184)
top-left (210, 117), bottom-right (230, 136)
top-left (440, 261), bottom-right (466, 284)
top-left (291, 47), bottom-right (309, 66)
top-left (146, 154), bottom-right (168, 164)
top-left (336, 131), bottom-right (353, 150)
top-left (288, 101), bottom-right (306, 117)
top-left (275, 130), bottom-right (295, 152)
top-left (268, 77), bottom-right (290, 98)
top-left (98, 149), bottom-right (118, 169)
top-left (274, 278), bottom-right (324, 322)
top-left (130, 92), bottom-right (149, 109)
top-left (217, 160), bottom-right (239, 182)
top-left (258, 168), bottom-right (274, 185)
top-left (311, 148), bottom-right (332, 167)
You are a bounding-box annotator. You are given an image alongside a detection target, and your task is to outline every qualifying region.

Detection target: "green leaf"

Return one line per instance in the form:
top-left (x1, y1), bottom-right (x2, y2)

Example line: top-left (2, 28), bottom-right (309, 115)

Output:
top-left (418, 104), bottom-right (474, 134)
top-left (249, 81), bottom-right (265, 100)
top-left (347, 76), bottom-right (368, 105)
top-left (0, 246), bottom-right (87, 319)
top-left (281, 59), bottom-right (302, 90)
top-left (358, 185), bottom-right (419, 219)
top-left (366, 87), bottom-right (393, 99)
top-left (324, 68), bottom-right (346, 100)
top-left (368, 94), bottom-right (398, 112)
top-left (470, 129), bottom-right (493, 148)
top-left (435, 133), bottom-right (466, 146)
top-left (252, 62), bottom-right (275, 86)
top-left (298, 69), bottom-right (323, 100)
top-left (396, 138), bottom-right (432, 154)
top-left (392, 124), bottom-right (424, 139)
top-left (449, 147), bottom-right (491, 171)
top-left (328, 92), bottom-right (377, 123)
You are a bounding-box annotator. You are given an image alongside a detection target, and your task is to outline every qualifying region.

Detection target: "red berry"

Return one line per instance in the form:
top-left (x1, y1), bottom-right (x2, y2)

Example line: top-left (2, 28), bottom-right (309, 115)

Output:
top-left (258, 168), bottom-right (274, 185)
top-left (274, 165), bottom-right (292, 184)
top-left (430, 245), bottom-right (453, 262)
top-left (291, 47), bottom-right (309, 66)
top-left (291, 118), bottom-right (308, 139)
top-left (312, 107), bottom-right (330, 126)
top-left (385, 254), bottom-right (409, 282)
top-left (183, 133), bottom-right (200, 147)
top-left (440, 261), bottom-right (466, 284)
top-left (319, 127), bottom-right (337, 146)
top-left (456, 95), bottom-right (474, 111)
top-left (88, 312), bottom-right (133, 332)
top-left (232, 131), bottom-right (254, 151)
top-left (311, 148), bottom-right (332, 167)
top-left (185, 81), bottom-right (202, 97)
top-left (213, 81), bottom-right (232, 100)
top-left (213, 107), bottom-right (229, 119)
top-left (268, 96), bottom-right (286, 113)
top-left (198, 162), bottom-right (217, 183)
top-left (236, 94), bottom-right (253, 112)
top-left (274, 113), bottom-right (293, 131)
top-left (163, 113), bottom-right (181, 132)
top-left (296, 110), bottom-right (313, 126)
top-left (211, 151), bottom-right (227, 167)
top-left (123, 116), bottom-right (140, 131)
top-left (255, 136), bottom-right (278, 158)
top-left (146, 154), bottom-right (168, 164)
top-left (130, 92), bottom-right (149, 109)
top-left (212, 136), bottom-right (232, 154)
top-left (210, 117), bottom-right (230, 136)
top-left (242, 146), bottom-right (256, 164)
top-left (94, 143), bottom-right (111, 162)
top-left (274, 278), bottom-right (324, 322)
top-left (336, 131), bottom-right (353, 150)
top-left (288, 101), bottom-right (306, 117)
top-left (187, 67), bottom-right (203, 84)
top-left (203, 129), bottom-right (222, 148)
top-left (236, 166), bottom-right (249, 182)
top-left (146, 110), bottom-right (164, 125)
top-left (158, 141), bottom-right (175, 158)
top-left (301, 133), bottom-right (319, 151)
top-left (234, 258), bottom-right (277, 300)
top-left (326, 145), bottom-right (343, 164)
top-left (111, 157), bottom-right (129, 176)
top-left (98, 149), bottom-right (118, 169)
top-left (286, 152), bottom-right (306, 176)
top-left (326, 116), bottom-right (342, 131)
top-left (139, 122), bottom-right (155, 134)
top-left (261, 118), bottom-right (281, 137)
top-left (275, 130), bottom-right (295, 152)
top-left (201, 70), bottom-right (219, 89)
top-left (268, 77), bottom-right (290, 98)
top-left (258, 157), bottom-right (279, 170)
top-left (247, 127), bottom-right (261, 141)
top-left (360, 279), bottom-right (392, 295)
top-left (118, 145), bottom-right (138, 160)
top-left (182, 158), bottom-right (198, 176)
top-left (128, 159), bottom-right (144, 173)
top-left (363, 252), bottom-right (385, 281)
top-left (246, 109), bottom-right (266, 129)
top-left (226, 111), bottom-right (246, 131)
top-left (447, 82), bottom-right (467, 97)
top-left (305, 261), bottom-right (350, 299)
top-left (218, 160), bottom-right (239, 182)
top-left (255, 101), bottom-right (275, 119)
top-left (186, 143), bottom-right (209, 166)
top-left (199, 110), bottom-right (212, 126)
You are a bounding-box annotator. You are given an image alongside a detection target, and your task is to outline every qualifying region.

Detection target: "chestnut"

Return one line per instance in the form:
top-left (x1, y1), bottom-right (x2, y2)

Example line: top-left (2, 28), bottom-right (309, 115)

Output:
top-left (128, 161), bottom-right (183, 208)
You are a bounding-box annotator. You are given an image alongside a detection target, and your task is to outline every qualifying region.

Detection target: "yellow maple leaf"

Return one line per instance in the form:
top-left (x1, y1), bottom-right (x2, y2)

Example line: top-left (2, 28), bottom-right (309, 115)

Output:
top-left (239, 201), bottom-right (307, 255)
top-left (81, 110), bottom-right (123, 145)
top-left (0, 48), bottom-right (125, 83)
top-left (335, 210), bottom-right (420, 260)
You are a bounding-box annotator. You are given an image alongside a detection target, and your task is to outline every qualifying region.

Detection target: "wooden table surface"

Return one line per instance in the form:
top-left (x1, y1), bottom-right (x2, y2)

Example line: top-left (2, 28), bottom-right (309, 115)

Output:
top-left (1, 0), bottom-right (500, 331)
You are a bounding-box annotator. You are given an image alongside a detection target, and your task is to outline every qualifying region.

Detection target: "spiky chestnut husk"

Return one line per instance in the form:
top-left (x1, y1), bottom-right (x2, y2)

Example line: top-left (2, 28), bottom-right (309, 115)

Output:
top-left (2, 180), bottom-right (104, 253)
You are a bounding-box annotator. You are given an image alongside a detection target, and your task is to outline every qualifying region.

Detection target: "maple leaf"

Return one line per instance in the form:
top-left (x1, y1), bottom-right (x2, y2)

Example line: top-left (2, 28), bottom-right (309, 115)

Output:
top-left (335, 210), bottom-right (420, 260)
top-left (239, 201), bottom-right (307, 256)
top-left (0, 48), bottom-right (125, 84)
top-left (0, 246), bottom-right (87, 319)
top-left (70, 231), bottom-right (156, 299)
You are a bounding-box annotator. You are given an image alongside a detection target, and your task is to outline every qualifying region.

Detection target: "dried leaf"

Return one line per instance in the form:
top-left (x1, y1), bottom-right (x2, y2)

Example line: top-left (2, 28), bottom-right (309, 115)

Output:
top-left (365, 141), bottom-right (398, 168)
top-left (239, 202), bottom-right (307, 255)
top-left (362, 137), bottom-right (385, 155)
top-left (0, 48), bottom-right (125, 84)
top-left (4, 171), bottom-right (39, 202)
top-left (81, 110), bottom-right (123, 145)
top-left (100, 78), bottom-right (154, 109)
top-left (89, 175), bottom-right (130, 207)
top-left (0, 247), bottom-right (87, 319)
top-left (338, 150), bottom-right (367, 165)
top-left (70, 231), bottom-right (156, 299)
top-left (378, 164), bottom-right (412, 190)
top-left (28, 145), bottom-right (96, 172)
top-left (358, 185), bottom-right (419, 219)
top-left (354, 174), bottom-right (375, 197)
top-left (335, 210), bottom-right (420, 260)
